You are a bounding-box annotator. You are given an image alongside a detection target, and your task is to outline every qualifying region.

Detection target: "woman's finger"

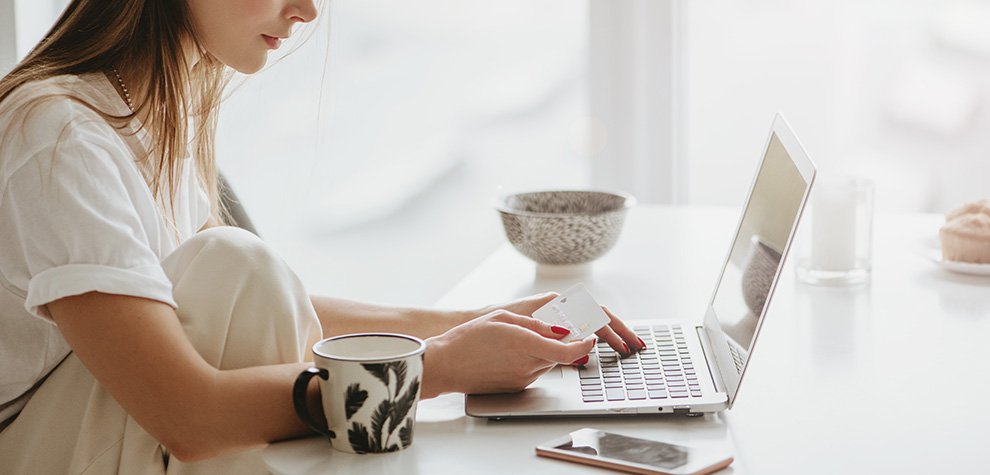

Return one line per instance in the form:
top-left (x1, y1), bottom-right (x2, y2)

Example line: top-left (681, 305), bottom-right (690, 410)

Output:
top-left (519, 330), bottom-right (596, 364)
top-left (596, 306), bottom-right (644, 355)
top-left (595, 324), bottom-right (629, 356)
top-left (488, 309), bottom-right (570, 340)
top-left (479, 292), bottom-right (557, 319)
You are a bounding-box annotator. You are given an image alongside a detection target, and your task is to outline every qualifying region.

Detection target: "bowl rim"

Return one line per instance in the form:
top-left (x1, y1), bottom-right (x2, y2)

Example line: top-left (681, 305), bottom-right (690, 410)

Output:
top-left (493, 189), bottom-right (637, 218)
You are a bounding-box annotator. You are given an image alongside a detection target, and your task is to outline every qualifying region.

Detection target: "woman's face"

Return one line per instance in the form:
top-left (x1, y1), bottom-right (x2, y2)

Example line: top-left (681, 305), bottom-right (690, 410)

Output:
top-left (185, 0), bottom-right (318, 74)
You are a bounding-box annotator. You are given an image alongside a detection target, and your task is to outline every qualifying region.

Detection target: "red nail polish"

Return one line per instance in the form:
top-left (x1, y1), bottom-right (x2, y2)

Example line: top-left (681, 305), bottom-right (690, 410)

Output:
top-left (638, 337), bottom-right (646, 350)
top-left (551, 325), bottom-right (571, 336)
top-left (571, 355), bottom-right (590, 366)
top-left (623, 342), bottom-right (630, 354)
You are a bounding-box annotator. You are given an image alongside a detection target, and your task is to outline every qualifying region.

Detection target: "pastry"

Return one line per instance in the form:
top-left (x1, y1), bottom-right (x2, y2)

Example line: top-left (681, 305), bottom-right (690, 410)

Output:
top-left (940, 211), bottom-right (990, 264)
top-left (945, 199), bottom-right (990, 222)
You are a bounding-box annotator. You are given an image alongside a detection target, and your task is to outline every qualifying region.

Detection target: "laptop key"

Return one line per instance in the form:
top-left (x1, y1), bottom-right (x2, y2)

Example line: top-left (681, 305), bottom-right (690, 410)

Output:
top-left (648, 390), bottom-right (668, 399)
top-left (578, 368), bottom-right (601, 380)
top-left (605, 389), bottom-right (626, 401)
top-left (627, 390), bottom-right (647, 400)
top-left (583, 395), bottom-right (605, 403)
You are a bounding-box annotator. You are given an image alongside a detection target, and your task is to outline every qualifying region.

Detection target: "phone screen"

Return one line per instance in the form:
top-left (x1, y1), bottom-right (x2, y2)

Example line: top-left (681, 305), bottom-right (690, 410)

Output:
top-left (550, 429), bottom-right (690, 470)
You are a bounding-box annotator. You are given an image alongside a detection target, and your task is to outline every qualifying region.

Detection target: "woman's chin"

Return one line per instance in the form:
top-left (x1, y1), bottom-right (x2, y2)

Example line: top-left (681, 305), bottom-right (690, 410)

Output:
top-left (224, 55), bottom-right (267, 75)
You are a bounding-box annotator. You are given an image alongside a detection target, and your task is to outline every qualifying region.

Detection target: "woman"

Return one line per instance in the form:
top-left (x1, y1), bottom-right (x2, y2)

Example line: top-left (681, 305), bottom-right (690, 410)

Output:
top-left (0, 0), bottom-right (643, 473)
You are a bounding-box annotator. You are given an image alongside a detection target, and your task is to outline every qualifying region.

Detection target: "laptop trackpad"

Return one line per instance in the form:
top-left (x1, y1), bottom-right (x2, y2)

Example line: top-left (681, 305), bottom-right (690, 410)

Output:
top-left (540, 365), bottom-right (563, 380)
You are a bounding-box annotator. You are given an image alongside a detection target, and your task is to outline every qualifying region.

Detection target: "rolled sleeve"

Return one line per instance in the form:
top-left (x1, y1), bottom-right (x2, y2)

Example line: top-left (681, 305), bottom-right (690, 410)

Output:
top-left (26, 263), bottom-right (177, 320)
top-left (0, 107), bottom-right (181, 323)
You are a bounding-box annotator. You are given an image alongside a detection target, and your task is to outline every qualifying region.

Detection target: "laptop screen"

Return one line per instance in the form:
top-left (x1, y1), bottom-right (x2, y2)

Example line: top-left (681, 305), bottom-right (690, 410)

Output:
top-left (704, 115), bottom-right (815, 406)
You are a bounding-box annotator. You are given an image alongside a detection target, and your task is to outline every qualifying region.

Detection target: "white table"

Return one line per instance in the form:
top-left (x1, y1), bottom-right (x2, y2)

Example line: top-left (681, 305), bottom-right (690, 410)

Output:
top-left (264, 205), bottom-right (990, 474)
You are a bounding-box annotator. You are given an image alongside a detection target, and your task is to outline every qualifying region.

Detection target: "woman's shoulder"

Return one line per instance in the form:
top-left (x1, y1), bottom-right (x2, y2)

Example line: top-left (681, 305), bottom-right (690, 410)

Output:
top-left (1, 72), bottom-right (126, 125)
top-left (0, 73), bottom-right (135, 190)
top-left (2, 72), bottom-right (122, 106)
top-left (1, 73), bottom-right (129, 146)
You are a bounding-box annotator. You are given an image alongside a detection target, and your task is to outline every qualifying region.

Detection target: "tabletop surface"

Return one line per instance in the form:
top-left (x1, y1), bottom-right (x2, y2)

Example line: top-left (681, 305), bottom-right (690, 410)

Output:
top-left (264, 205), bottom-right (990, 475)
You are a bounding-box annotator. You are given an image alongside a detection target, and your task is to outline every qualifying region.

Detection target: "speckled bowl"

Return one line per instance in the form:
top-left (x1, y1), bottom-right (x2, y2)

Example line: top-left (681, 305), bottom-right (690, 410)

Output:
top-left (494, 190), bottom-right (635, 274)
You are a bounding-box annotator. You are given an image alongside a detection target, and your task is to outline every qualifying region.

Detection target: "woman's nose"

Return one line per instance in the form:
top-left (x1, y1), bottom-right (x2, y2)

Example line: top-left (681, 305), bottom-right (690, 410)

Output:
top-left (286, 0), bottom-right (318, 24)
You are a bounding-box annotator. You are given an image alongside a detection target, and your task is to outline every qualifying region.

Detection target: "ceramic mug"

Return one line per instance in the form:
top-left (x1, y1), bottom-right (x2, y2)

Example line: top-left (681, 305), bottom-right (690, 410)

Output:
top-left (293, 333), bottom-right (426, 454)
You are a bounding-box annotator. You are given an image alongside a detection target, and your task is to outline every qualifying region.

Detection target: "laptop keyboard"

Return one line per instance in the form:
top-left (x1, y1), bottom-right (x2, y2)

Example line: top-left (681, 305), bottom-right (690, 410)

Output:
top-left (577, 324), bottom-right (703, 402)
top-left (728, 342), bottom-right (745, 375)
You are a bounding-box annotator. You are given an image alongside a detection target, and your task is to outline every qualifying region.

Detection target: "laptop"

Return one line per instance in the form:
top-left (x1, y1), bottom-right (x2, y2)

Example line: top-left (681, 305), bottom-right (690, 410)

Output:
top-left (466, 113), bottom-right (817, 417)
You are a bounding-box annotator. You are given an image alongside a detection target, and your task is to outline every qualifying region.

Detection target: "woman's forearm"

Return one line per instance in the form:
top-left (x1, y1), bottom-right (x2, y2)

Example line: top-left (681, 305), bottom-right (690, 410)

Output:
top-left (200, 363), bottom-right (321, 457)
top-left (310, 295), bottom-right (475, 340)
top-left (48, 292), bottom-right (321, 462)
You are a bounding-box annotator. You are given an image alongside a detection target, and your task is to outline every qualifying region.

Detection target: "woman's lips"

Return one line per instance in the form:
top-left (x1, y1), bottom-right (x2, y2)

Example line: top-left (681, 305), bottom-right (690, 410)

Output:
top-left (262, 34), bottom-right (283, 49)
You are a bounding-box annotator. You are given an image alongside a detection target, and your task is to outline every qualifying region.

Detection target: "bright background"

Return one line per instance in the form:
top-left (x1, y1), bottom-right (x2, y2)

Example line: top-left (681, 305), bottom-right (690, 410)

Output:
top-left (4, 0), bottom-right (988, 307)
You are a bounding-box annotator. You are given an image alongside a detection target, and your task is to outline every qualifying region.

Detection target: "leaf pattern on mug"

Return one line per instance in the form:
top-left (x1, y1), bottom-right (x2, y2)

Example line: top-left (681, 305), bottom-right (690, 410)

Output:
top-left (389, 378), bottom-right (419, 435)
top-left (398, 417), bottom-right (414, 449)
top-left (370, 399), bottom-right (392, 451)
top-left (348, 361), bottom-right (421, 453)
top-left (390, 361), bottom-right (407, 396)
top-left (344, 383), bottom-right (368, 420)
top-left (347, 422), bottom-right (374, 454)
top-left (362, 363), bottom-right (391, 389)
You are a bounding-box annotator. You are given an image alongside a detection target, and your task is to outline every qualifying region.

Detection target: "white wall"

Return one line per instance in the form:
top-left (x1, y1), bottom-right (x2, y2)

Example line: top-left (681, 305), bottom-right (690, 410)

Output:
top-left (0, 0), bottom-right (15, 74)
top-left (217, 0), bottom-right (591, 241)
top-left (0, 0), bottom-right (69, 74)
top-left (588, 0), bottom-right (684, 204)
top-left (215, 0), bottom-right (592, 304)
top-left (682, 0), bottom-right (990, 214)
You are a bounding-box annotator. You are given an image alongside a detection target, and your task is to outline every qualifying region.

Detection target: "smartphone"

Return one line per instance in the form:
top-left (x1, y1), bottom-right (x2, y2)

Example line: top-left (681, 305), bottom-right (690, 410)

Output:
top-left (535, 428), bottom-right (733, 475)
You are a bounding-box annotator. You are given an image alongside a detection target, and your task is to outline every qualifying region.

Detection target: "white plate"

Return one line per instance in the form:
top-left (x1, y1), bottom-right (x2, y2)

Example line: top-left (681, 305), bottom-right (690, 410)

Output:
top-left (915, 235), bottom-right (990, 276)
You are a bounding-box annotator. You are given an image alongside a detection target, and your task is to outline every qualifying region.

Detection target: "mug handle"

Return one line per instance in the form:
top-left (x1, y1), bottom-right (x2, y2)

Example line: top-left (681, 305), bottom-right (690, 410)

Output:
top-left (292, 367), bottom-right (336, 439)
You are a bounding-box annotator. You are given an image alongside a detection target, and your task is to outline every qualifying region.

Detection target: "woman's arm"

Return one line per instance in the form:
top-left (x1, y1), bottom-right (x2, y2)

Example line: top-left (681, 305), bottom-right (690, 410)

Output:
top-left (48, 292), bottom-right (318, 463)
top-left (310, 293), bottom-right (556, 340)
top-left (48, 288), bottom-right (642, 463)
top-left (311, 294), bottom-right (644, 356)
top-left (311, 293), bottom-right (645, 398)
top-left (310, 295), bottom-right (473, 340)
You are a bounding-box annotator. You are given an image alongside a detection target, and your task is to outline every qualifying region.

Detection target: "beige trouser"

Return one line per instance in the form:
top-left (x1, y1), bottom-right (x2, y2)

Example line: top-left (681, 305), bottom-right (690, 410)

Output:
top-left (0, 227), bottom-right (322, 474)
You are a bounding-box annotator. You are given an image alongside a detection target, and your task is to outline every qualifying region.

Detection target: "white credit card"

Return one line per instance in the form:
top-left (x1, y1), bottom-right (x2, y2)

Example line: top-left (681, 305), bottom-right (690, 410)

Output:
top-left (532, 283), bottom-right (610, 343)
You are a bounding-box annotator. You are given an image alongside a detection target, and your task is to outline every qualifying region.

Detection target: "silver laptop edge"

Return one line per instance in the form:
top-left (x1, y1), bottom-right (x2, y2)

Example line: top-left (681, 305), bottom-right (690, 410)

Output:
top-left (702, 113), bottom-right (817, 409)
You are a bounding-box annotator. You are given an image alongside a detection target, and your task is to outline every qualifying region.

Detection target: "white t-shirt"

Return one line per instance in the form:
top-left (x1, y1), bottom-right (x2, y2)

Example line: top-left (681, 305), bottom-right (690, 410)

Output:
top-left (0, 73), bottom-right (211, 424)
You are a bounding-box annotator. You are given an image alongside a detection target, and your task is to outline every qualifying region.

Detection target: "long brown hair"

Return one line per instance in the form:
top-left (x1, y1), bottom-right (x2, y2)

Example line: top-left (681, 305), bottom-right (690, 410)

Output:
top-left (0, 0), bottom-right (230, 226)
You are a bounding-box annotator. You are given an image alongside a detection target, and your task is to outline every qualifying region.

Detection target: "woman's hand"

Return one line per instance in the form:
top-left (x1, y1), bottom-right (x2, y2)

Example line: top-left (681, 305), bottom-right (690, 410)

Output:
top-left (594, 306), bottom-right (645, 356)
top-left (420, 309), bottom-right (595, 398)
top-left (478, 293), bottom-right (645, 358)
top-left (475, 292), bottom-right (557, 321)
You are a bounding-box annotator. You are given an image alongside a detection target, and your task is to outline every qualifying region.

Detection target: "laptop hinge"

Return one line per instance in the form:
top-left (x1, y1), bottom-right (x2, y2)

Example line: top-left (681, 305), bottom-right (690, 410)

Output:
top-left (696, 326), bottom-right (727, 395)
